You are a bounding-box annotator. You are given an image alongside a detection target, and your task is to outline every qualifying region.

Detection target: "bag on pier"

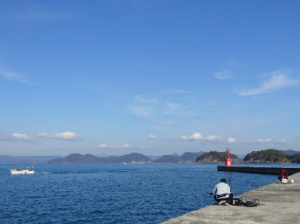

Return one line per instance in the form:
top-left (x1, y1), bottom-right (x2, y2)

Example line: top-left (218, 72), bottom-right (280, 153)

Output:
top-left (244, 200), bottom-right (257, 207)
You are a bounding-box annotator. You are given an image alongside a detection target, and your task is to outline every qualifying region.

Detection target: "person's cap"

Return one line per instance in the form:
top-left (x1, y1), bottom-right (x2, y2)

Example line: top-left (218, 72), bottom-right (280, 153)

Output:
top-left (221, 178), bottom-right (227, 183)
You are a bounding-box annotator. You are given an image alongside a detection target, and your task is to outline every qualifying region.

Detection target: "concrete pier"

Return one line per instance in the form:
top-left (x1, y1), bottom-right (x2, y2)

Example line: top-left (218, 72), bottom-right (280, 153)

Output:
top-left (160, 172), bottom-right (300, 224)
top-left (218, 166), bottom-right (300, 175)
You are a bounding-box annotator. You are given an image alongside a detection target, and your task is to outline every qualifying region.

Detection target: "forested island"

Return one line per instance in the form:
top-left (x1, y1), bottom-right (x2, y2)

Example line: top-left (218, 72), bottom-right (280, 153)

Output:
top-left (47, 152), bottom-right (204, 164)
top-left (1, 149), bottom-right (299, 164)
top-left (195, 151), bottom-right (240, 163)
top-left (243, 149), bottom-right (300, 163)
top-left (46, 149), bottom-right (300, 164)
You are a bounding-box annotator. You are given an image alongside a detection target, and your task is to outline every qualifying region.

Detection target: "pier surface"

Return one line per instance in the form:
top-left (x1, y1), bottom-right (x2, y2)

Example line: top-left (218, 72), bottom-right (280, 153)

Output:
top-left (160, 172), bottom-right (300, 224)
top-left (218, 166), bottom-right (300, 175)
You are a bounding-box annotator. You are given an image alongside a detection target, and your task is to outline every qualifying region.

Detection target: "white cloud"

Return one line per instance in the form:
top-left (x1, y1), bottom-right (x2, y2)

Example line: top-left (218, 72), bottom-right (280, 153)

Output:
top-left (12, 133), bottom-right (30, 140)
top-left (180, 132), bottom-right (224, 142)
top-left (226, 137), bottom-right (238, 143)
top-left (0, 133), bottom-right (33, 142)
top-left (203, 135), bottom-right (223, 141)
top-left (256, 138), bottom-right (287, 144)
top-left (239, 74), bottom-right (298, 96)
top-left (275, 139), bottom-right (287, 143)
top-left (122, 144), bottom-right (130, 148)
top-left (257, 138), bottom-right (273, 143)
top-left (12, 133), bottom-right (33, 142)
top-left (149, 135), bottom-right (157, 139)
top-left (214, 71), bottom-right (231, 80)
top-left (99, 144), bottom-right (117, 148)
top-left (180, 132), bottom-right (202, 141)
top-left (37, 131), bottom-right (81, 140)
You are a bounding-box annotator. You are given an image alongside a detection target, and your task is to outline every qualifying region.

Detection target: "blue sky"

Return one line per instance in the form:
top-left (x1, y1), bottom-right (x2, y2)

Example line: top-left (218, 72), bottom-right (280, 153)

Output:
top-left (1, 0), bottom-right (300, 156)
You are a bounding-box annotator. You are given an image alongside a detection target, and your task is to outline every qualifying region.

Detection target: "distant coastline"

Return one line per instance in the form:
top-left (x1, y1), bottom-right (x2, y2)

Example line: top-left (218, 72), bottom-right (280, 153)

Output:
top-left (1, 149), bottom-right (299, 164)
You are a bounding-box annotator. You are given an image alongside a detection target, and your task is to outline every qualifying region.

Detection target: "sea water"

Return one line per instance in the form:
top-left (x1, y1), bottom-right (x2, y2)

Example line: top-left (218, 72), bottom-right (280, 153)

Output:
top-left (0, 163), bottom-right (288, 223)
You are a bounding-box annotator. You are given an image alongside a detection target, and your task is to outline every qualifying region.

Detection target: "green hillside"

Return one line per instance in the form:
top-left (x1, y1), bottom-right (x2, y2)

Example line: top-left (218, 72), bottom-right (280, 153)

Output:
top-left (244, 149), bottom-right (290, 163)
top-left (195, 151), bottom-right (239, 163)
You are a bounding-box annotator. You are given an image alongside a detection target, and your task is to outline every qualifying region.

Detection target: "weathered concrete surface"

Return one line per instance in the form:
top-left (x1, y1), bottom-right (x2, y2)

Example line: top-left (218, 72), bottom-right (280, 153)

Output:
top-left (160, 172), bottom-right (300, 224)
top-left (218, 166), bottom-right (300, 175)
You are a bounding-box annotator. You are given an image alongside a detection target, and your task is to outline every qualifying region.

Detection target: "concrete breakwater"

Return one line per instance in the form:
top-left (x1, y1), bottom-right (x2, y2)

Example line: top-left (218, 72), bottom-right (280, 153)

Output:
top-left (217, 166), bottom-right (300, 175)
top-left (160, 172), bottom-right (300, 224)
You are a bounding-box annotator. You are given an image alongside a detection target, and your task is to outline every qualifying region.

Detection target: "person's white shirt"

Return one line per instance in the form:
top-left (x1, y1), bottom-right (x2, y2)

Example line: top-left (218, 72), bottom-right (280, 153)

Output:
top-left (212, 182), bottom-right (230, 198)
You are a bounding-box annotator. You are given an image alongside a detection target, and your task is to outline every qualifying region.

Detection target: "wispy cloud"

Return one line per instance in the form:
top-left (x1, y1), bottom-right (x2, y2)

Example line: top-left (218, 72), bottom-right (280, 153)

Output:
top-left (127, 96), bottom-right (158, 117)
top-left (0, 133), bottom-right (33, 142)
top-left (203, 135), bottom-right (223, 141)
top-left (256, 138), bottom-right (286, 144)
top-left (163, 89), bottom-right (189, 94)
top-left (128, 105), bottom-right (154, 117)
top-left (122, 144), bottom-right (130, 148)
top-left (180, 132), bottom-right (224, 142)
top-left (37, 132), bottom-right (82, 140)
top-left (99, 144), bottom-right (118, 148)
top-left (128, 92), bottom-right (197, 118)
top-left (180, 132), bottom-right (202, 140)
top-left (162, 102), bottom-right (181, 114)
top-left (257, 138), bottom-right (273, 143)
top-left (214, 71), bottom-right (231, 80)
top-left (0, 68), bottom-right (27, 83)
top-left (179, 132), bottom-right (236, 143)
top-left (226, 137), bottom-right (238, 143)
top-left (149, 135), bottom-right (157, 139)
top-left (161, 137), bottom-right (177, 141)
top-left (134, 95), bottom-right (158, 104)
top-left (239, 73), bottom-right (298, 96)
top-left (98, 143), bottom-right (132, 148)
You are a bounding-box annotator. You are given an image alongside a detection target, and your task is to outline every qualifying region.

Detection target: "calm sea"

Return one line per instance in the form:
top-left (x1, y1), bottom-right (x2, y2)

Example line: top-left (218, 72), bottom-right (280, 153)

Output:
top-left (0, 163), bottom-right (295, 223)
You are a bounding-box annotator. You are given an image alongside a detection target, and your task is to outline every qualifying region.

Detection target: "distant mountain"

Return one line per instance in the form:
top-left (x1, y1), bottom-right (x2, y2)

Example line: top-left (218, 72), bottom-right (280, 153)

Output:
top-left (178, 152), bottom-right (200, 163)
top-left (155, 155), bottom-right (180, 163)
top-left (281, 150), bottom-right (300, 156)
top-left (244, 149), bottom-right (289, 163)
top-left (155, 152), bottom-right (201, 163)
top-left (48, 153), bottom-right (152, 164)
top-left (94, 153), bottom-right (115, 157)
top-left (0, 155), bottom-right (61, 164)
top-left (196, 151), bottom-right (239, 163)
top-left (168, 153), bottom-right (180, 157)
top-left (197, 151), bottom-right (205, 156)
top-left (118, 153), bottom-right (152, 163)
top-left (147, 155), bottom-right (161, 161)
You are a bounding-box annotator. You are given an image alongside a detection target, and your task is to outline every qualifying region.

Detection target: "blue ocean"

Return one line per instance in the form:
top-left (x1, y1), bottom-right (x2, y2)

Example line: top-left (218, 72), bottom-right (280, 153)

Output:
top-left (0, 163), bottom-right (289, 223)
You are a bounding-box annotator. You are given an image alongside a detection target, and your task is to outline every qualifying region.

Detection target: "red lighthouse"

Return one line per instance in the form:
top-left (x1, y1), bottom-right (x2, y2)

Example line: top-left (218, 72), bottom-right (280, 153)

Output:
top-left (225, 148), bottom-right (232, 166)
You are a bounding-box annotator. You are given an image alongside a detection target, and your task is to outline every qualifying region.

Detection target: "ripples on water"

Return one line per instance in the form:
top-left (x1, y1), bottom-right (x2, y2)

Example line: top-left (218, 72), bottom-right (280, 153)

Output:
top-left (0, 163), bottom-right (283, 223)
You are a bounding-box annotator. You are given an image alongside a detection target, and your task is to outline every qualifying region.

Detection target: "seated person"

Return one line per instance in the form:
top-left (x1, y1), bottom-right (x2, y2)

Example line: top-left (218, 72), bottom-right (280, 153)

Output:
top-left (278, 169), bottom-right (288, 181)
top-left (210, 178), bottom-right (232, 205)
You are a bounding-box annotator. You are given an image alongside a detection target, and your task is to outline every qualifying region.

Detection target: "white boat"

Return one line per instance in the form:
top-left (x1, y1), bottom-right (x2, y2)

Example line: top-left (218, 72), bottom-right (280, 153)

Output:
top-left (9, 163), bottom-right (35, 175)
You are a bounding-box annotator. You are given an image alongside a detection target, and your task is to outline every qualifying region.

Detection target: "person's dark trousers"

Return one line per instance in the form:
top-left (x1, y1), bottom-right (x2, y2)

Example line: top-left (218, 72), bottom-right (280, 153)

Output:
top-left (214, 193), bottom-right (233, 203)
top-left (227, 192), bottom-right (233, 203)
